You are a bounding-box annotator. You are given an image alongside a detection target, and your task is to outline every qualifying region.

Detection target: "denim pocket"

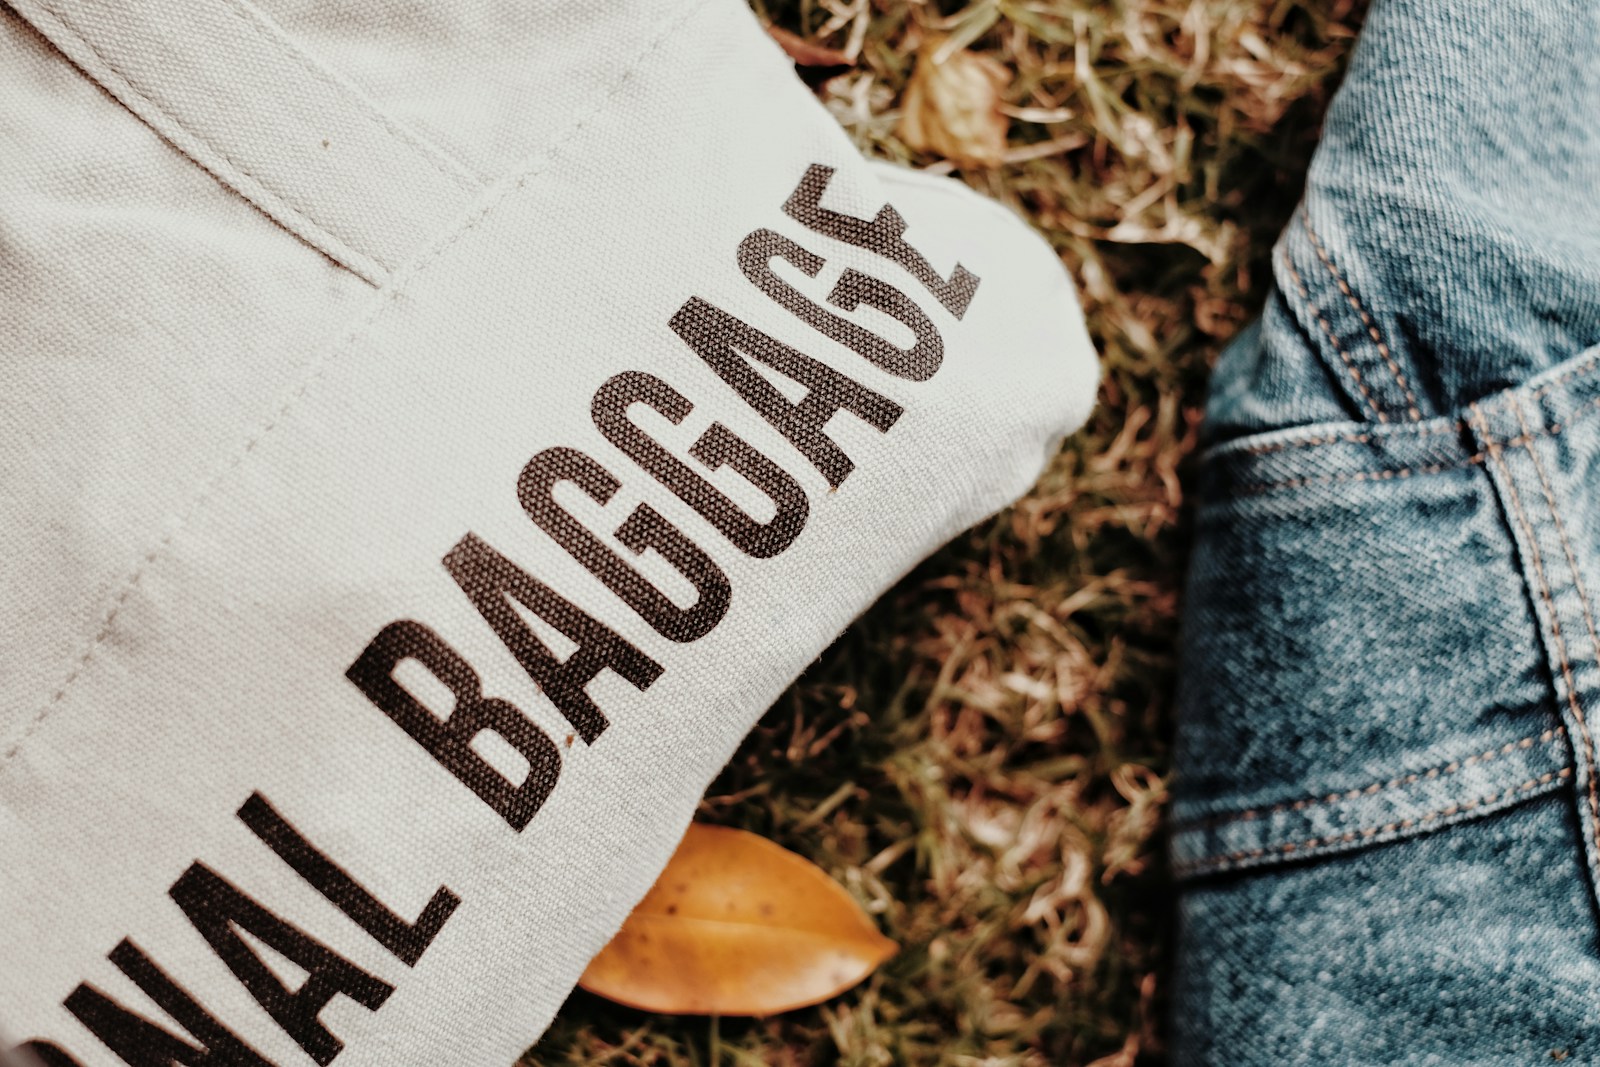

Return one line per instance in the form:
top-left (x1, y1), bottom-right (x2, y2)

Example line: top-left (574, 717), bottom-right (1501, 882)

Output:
top-left (1170, 338), bottom-right (1600, 1064)
top-left (1172, 791), bottom-right (1600, 1067)
top-left (1172, 392), bottom-right (1582, 879)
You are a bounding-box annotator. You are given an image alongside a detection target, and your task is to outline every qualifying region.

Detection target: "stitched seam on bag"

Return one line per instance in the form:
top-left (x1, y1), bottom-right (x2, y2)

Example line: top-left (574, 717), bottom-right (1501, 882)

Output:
top-left (1229, 395), bottom-right (1600, 495)
top-left (1175, 767), bottom-right (1573, 875)
top-left (1473, 400), bottom-right (1600, 864)
top-left (29, 0), bottom-right (394, 275)
top-left (217, 0), bottom-right (477, 189)
top-left (1279, 244), bottom-right (1386, 423)
top-left (0, 0), bottom-right (717, 779)
top-left (1172, 727), bottom-right (1566, 833)
top-left (1510, 395), bottom-right (1600, 869)
top-left (1300, 211), bottom-right (1422, 420)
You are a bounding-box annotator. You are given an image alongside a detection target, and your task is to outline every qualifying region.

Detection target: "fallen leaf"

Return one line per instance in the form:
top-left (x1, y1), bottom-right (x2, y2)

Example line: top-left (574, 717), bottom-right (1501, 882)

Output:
top-left (899, 40), bottom-right (1010, 167)
top-left (579, 823), bottom-right (896, 1016)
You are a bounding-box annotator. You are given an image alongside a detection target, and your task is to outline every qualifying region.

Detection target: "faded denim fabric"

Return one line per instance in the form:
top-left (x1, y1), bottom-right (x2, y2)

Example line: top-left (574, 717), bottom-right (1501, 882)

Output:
top-left (1171, 0), bottom-right (1600, 1063)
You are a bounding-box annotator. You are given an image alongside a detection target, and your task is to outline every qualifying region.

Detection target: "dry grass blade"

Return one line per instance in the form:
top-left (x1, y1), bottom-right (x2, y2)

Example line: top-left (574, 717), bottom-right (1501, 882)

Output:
top-left (765, 22), bottom-right (855, 68)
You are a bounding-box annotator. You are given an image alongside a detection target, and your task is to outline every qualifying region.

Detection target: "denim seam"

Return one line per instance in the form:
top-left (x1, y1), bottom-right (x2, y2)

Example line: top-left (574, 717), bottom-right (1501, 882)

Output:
top-left (1170, 727), bottom-right (1566, 833)
top-left (1510, 396), bottom-right (1600, 866)
top-left (1279, 244), bottom-right (1387, 423)
top-left (1299, 211), bottom-right (1423, 420)
top-left (1235, 457), bottom-right (1482, 496)
top-left (1202, 340), bottom-right (1600, 465)
top-left (1237, 421), bottom-right (1460, 457)
top-left (1531, 346), bottom-right (1600, 399)
top-left (1226, 394), bottom-right (1600, 496)
top-left (1473, 400), bottom-right (1600, 858)
top-left (1513, 399), bottom-right (1600, 675)
top-left (1173, 766), bottom-right (1574, 876)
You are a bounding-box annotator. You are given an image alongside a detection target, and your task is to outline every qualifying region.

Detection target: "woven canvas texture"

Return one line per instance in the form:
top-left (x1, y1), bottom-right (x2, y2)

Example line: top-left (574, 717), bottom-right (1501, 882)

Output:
top-left (0, 0), bottom-right (1098, 1062)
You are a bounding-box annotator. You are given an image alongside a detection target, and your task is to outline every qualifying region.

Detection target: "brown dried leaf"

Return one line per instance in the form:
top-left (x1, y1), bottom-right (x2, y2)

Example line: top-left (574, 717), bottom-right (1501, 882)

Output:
top-left (899, 40), bottom-right (1010, 167)
top-left (578, 824), bottom-right (896, 1016)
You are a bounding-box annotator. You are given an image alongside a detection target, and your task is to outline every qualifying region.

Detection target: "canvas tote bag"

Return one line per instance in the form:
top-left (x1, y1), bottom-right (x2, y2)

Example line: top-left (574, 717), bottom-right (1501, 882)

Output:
top-left (0, 0), bottom-right (1098, 1061)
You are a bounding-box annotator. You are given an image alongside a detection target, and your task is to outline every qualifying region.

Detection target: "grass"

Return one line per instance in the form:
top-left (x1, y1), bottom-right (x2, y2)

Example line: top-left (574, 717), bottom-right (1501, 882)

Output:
top-left (524, 1), bottom-right (1364, 1063)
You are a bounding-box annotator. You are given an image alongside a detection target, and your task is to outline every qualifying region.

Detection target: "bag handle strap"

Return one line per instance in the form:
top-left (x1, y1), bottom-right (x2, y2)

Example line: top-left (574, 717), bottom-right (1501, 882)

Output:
top-left (13, 0), bottom-right (483, 285)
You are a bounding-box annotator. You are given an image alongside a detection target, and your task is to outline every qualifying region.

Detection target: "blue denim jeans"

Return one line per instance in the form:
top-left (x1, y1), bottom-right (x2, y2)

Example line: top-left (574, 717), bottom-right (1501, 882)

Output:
top-left (1171, 0), bottom-right (1600, 1062)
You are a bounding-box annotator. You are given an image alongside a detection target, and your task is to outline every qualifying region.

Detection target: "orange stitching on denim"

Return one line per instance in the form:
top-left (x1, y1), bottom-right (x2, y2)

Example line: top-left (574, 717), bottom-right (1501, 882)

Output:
top-left (1237, 421), bottom-right (1462, 457)
top-left (1171, 728), bottom-right (1566, 833)
top-left (1235, 456), bottom-right (1485, 496)
top-left (1510, 397), bottom-right (1600, 866)
top-left (1175, 767), bottom-right (1573, 874)
top-left (1474, 401), bottom-right (1600, 860)
top-left (1242, 431), bottom-right (1376, 454)
top-left (1300, 213), bottom-right (1423, 420)
top-left (1229, 391), bottom-right (1600, 465)
top-left (1543, 393), bottom-right (1600, 437)
top-left (1219, 350), bottom-right (1600, 466)
top-left (1280, 245), bottom-right (1387, 423)
top-left (1230, 398), bottom-right (1600, 496)
top-left (1532, 347), bottom-right (1600, 400)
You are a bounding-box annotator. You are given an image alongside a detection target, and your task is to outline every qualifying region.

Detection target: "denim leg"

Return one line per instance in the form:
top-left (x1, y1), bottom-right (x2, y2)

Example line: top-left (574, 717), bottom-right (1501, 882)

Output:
top-left (1173, 1), bottom-right (1600, 1063)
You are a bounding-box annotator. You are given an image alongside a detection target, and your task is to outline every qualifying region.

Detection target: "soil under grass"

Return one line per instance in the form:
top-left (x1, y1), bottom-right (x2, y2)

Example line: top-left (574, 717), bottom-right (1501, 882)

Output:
top-left (524, 2), bottom-right (1365, 1063)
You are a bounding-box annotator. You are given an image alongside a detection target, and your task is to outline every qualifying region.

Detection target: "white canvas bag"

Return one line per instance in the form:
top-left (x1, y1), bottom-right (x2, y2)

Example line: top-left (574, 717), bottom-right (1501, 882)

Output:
top-left (0, 0), bottom-right (1098, 1062)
